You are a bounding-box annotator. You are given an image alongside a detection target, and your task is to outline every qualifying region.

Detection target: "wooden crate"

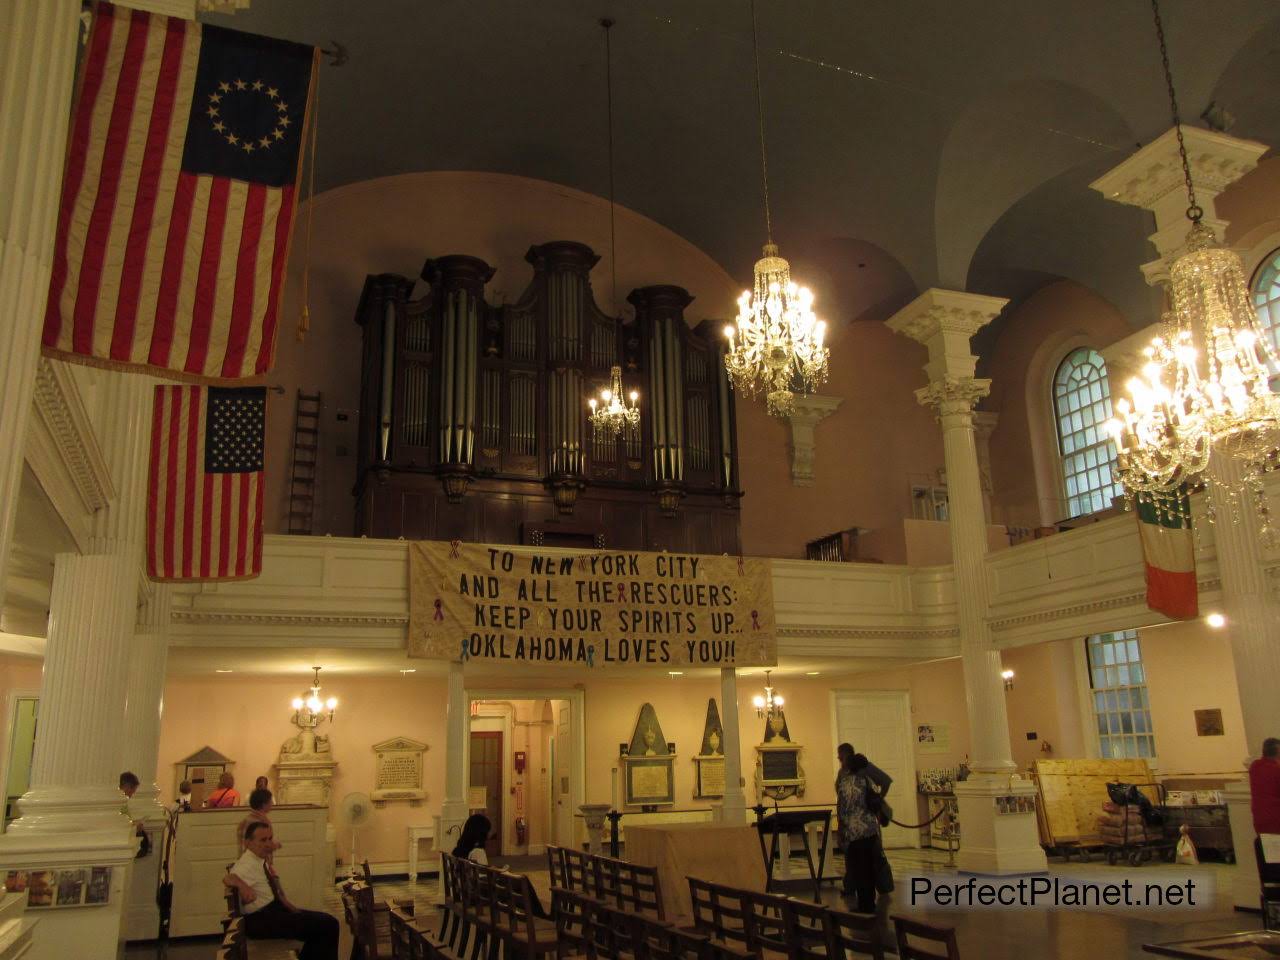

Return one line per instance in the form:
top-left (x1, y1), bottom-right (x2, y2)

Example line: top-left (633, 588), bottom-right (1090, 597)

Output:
top-left (1033, 758), bottom-right (1156, 845)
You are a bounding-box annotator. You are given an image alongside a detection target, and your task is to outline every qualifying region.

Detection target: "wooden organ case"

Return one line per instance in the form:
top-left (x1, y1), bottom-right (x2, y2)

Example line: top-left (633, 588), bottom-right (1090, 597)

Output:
top-left (353, 240), bottom-right (741, 552)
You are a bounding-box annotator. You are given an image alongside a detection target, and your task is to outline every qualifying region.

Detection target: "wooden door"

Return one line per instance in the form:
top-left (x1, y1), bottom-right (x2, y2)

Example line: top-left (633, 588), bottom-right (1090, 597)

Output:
top-left (833, 692), bottom-right (916, 849)
top-left (552, 702), bottom-right (572, 845)
top-left (469, 731), bottom-right (503, 857)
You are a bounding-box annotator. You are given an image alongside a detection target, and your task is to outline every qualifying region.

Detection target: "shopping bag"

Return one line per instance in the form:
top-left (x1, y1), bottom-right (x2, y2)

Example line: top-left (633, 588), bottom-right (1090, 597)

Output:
top-left (1175, 825), bottom-right (1199, 865)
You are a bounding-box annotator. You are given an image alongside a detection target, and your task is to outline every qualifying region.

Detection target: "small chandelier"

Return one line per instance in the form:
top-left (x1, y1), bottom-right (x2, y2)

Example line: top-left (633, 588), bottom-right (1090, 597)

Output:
top-left (291, 666), bottom-right (338, 728)
top-left (722, 0), bottom-right (828, 419)
top-left (752, 670), bottom-right (785, 719)
top-left (589, 365), bottom-right (640, 435)
top-left (1104, 0), bottom-right (1280, 535)
top-left (584, 20), bottom-right (642, 436)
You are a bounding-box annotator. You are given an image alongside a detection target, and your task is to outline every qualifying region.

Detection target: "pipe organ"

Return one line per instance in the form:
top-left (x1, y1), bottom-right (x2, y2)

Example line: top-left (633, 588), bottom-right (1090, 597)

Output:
top-left (354, 241), bottom-right (741, 552)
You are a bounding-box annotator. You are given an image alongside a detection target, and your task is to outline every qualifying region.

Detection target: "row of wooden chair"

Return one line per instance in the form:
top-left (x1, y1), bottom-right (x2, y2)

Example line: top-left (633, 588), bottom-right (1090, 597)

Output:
top-left (433, 853), bottom-right (560, 960)
top-left (545, 843), bottom-right (664, 919)
top-left (551, 886), bottom-right (742, 960)
top-left (342, 874), bottom-right (420, 960)
top-left (685, 877), bottom-right (960, 960)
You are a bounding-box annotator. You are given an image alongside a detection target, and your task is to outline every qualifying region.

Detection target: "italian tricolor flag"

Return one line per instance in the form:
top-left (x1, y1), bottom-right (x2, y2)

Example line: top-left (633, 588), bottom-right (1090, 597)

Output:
top-left (1137, 490), bottom-right (1198, 620)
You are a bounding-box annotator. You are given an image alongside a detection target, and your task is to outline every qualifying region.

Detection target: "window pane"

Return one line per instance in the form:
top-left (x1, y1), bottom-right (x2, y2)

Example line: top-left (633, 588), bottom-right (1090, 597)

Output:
top-left (1053, 348), bottom-right (1125, 519)
top-left (1085, 631), bottom-right (1155, 763)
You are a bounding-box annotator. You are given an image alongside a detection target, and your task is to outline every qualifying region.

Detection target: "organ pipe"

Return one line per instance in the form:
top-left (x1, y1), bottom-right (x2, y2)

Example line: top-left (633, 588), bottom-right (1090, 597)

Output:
top-left (380, 299), bottom-right (395, 461)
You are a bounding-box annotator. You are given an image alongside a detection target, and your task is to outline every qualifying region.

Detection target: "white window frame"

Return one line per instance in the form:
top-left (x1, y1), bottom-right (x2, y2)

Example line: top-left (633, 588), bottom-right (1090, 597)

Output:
top-left (1052, 348), bottom-right (1124, 521)
top-left (1083, 630), bottom-right (1157, 761)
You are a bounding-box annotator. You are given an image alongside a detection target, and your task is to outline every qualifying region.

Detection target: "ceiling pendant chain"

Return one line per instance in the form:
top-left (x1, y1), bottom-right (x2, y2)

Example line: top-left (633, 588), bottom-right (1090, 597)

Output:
top-left (1150, 0), bottom-right (1201, 223)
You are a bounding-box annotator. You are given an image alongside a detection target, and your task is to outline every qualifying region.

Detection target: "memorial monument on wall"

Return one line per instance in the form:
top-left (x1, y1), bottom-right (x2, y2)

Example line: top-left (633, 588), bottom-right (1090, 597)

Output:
top-left (755, 711), bottom-right (805, 801)
top-left (620, 703), bottom-right (676, 808)
top-left (693, 698), bottom-right (726, 799)
top-left (371, 736), bottom-right (428, 805)
top-left (275, 724), bottom-right (338, 806)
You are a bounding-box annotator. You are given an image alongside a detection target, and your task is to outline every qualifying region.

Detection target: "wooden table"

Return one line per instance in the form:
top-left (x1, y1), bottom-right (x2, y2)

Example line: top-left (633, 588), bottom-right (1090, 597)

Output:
top-left (624, 822), bottom-right (766, 921)
top-left (1142, 931), bottom-right (1280, 958)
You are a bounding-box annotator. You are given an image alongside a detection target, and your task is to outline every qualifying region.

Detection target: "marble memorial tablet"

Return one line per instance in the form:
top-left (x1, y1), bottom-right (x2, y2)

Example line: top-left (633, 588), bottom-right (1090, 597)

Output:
top-left (372, 736), bottom-right (429, 802)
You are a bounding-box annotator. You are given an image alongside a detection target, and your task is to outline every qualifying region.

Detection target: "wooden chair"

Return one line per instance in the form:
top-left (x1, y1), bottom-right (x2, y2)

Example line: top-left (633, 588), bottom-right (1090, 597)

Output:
top-left (632, 916), bottom-right (711, 960)
top-left (687, 879), bottom-right (751, 954)
top-left (546, 845), bottom-right (568, 889)
top-left (456, 858), bottom-right (494, 960)
top-left (552, 886), bottom-right (596, 960)
top-left (778, 897), bottom-right (830, 960)
top-left (489, 870), bottom-right (559, 960)
top-left (739, 891), bottom-right (790, 959)
top-left (825, 907), bottom-right (884, 960)
top-left (409, 925), bottom-right (438, 960)
top-left (614, 859), bottom-right (664, 920)
top-left (891, 916), bottom-right (960, 960)
top-left (437, 852), bottom-right (465, 949)
top-left (352, 882), bottom-right (386, 960)
top-left (563, 846), bottom-right (597, 896)
top-left (389, 905), bottom-right (417, 960)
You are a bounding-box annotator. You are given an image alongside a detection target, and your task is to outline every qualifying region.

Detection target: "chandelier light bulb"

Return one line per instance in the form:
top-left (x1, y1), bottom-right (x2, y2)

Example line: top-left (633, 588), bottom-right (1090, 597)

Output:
top-left (307, 696), bottom-right (322, 712)
top-left (291, 697), bottom-right (304, 710)
top-left (773, 695), bottom-right (784, 707)
top-left (326, 697), bottom-right (338, 710)
top-left (752, 695), bottom-right (766, 709)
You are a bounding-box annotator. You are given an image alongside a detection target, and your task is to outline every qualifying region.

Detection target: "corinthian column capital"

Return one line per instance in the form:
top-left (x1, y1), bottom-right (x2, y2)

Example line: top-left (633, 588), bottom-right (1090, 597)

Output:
top-left (916, 376), bottom-right (991, 419)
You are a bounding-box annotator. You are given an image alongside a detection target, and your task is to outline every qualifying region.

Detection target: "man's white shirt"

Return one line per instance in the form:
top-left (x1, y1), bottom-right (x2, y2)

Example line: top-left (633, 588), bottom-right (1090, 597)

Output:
top-left (230, 849), bottom-right (275, 915)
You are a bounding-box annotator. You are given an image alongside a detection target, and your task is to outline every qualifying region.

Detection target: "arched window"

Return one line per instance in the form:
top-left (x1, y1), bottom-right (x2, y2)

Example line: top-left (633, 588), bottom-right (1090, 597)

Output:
top-left (1053, 347), bottom-right (1123, 519)
top-left (1252, 247), bottom-right (1280, 352)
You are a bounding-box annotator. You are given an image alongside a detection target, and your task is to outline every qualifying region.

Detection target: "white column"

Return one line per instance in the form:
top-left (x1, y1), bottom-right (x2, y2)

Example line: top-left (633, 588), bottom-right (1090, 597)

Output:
top-left (1093, 129), bottom-right (1277, 905)
top-left (121, 586), bottom-right (171, 941)
top-left (1, 375), bottom-right (154, 958)
top-left (438, 659), bottom-right (469, 850)
top-left (717, 668), bottom-right (747, 824)
top-left (0, 1), bottom-right (81, 613)
top-left (889, 289), bottom-right (1047, 875)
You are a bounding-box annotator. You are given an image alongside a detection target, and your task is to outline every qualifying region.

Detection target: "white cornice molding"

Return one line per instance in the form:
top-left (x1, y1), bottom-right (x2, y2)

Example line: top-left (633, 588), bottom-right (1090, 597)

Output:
top-left (1090, 127), bottom-right (1267, 212)
top-left (886, 288), bottom-right (1008, 345)
top-left (786, 395), bottom-right (842, 486)
top-left (31, 359), bottom-right (114, 514)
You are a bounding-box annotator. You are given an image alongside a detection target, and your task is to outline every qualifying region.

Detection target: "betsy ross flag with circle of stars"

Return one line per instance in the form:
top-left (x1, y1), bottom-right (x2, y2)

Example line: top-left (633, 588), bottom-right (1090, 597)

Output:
top-left (148, 384), bottom-right (267, 581)
top-left (43, 3), bottom-right (317, 383)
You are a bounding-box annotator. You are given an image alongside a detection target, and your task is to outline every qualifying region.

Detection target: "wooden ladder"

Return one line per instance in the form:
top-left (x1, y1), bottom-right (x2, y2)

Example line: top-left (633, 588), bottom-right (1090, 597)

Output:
top-left (288, 390), bottom-right (322, 535)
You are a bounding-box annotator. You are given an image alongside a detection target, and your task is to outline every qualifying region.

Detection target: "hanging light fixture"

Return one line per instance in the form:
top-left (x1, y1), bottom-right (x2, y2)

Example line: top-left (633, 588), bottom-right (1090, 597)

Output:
top-left (1105, 0), bottom-right (1280, 534)
top-left (589, 364), bottom-right (640, 435)
top-left (722, 0), bottom-right (828, 419)
top-left (290, 666), bottom-right (338, 727)
top-left (752, 670), bottom-right (785, 719)
top-left (586, 19), bottom-right (641, 439)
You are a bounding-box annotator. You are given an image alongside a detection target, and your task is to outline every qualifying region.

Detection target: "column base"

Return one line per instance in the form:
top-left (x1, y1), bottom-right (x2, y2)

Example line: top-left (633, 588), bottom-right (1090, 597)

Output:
top-left (123, 787), bottom-right (168, 942)
top-left (0, 821), bottom-right (138, 960)
top-left (1224, 780), bottom-right (1260, 911)
top-left (714, 792), bottom-right (749, 825)
top-left (953, 774), bottom-right (1048, 876)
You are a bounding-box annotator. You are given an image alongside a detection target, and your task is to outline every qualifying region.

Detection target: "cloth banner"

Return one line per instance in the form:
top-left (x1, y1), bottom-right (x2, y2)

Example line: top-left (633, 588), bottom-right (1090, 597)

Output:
top-left (43, 2), bottom-right (317, 382)
top-left (1136, 489), bottom-right (1197, 621)
top-left (408, 542), bottom-right (777, 669)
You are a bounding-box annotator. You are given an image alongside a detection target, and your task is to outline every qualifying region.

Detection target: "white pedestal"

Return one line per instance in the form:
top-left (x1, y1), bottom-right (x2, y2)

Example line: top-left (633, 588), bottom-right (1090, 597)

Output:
top-left (954, 775), bottom-right (1048, 875)
top-left (1225, 780), bottom-right (1260, 911)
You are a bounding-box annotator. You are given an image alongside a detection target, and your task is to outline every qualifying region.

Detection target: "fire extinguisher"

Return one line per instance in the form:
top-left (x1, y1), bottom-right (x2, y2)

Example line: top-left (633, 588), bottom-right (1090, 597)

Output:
top-left (515, 817), bottom-right (527, 846)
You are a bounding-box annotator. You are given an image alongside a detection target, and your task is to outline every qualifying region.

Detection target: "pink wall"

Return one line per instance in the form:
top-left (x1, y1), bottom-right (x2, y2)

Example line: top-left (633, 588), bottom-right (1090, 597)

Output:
top-left (156, 674), bottom-right (449, 870)
top-left (982, 280), bottom-right (1132, 529)
top-left (1001, 640), bottom-right (1087, 770)
top-left (1139, 621), bottom-right (1249, 777)
top-left (270, 171), bottom-right (940, 560)
top-left (1220, 155), bottom-right (1280, 249)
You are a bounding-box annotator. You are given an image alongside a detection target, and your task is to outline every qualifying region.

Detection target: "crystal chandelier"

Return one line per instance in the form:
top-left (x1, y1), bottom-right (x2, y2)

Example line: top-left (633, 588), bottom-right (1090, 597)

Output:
top-left (290, 667), bottom-right (338, 729)
top-left (752, 670), bottom-right (785, 719)
top-left (584, 20), bottom-right (642, 435)
top-left (589, 365), bottom-right (640, 435)
top-left (722, 0), bottom-right (828, 419)
top-left (1104, 0), bottom-right (1280, 533)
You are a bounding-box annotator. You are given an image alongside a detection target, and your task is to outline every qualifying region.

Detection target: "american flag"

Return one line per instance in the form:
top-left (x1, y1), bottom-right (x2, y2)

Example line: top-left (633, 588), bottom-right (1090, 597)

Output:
top-left (148, 385), bottom-right (265, 581)
top-left (43, 3), bottom-right (316, 382)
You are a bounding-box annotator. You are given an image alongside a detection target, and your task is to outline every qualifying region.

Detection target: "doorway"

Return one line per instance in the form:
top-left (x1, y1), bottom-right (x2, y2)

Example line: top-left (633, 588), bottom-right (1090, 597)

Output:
top-left (467, 691), bottom-right (584, 858)
top-left (469, 730), bottom-right (503, 858)
top-left (831, 690), bottom-right (917, 849)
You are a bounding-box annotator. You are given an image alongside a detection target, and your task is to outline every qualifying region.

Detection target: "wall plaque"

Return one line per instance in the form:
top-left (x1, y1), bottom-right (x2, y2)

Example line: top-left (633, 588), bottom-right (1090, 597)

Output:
top-left (372, 736), bottom-right (429, 803)
top-left (693, 698), bottom-right (726, 799)
top-left (755, 714), bottom-right (805, 801)
top-left (620, 703), bottom-right (676, 807)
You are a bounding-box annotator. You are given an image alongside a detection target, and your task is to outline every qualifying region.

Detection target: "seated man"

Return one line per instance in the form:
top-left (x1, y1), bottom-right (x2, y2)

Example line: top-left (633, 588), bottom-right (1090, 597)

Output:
top-left (223, 822), bottom-right (338, 960)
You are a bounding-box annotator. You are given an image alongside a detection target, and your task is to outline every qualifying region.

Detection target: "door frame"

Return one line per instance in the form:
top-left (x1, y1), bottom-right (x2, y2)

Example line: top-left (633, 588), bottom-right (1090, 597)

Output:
top-left (829, 689), bottom-right (919, 849)
top-left (467, 688), bottom-right (586, 853)
top-left (0, 691), bottom-right (39, 831)
top-left (467, 728), bottom-right (505, 857)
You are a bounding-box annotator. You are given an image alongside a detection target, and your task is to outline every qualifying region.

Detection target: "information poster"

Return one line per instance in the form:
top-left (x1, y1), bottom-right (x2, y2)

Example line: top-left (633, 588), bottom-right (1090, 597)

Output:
top-left (409, 542), bottom-right (777, 669)
top-left (916, 723), bottom-right (951, 754)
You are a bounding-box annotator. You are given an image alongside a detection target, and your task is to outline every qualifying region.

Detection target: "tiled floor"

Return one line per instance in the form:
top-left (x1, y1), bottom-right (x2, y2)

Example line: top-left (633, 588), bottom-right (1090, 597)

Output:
top-left (128, 847), bottom-right (1263, 959)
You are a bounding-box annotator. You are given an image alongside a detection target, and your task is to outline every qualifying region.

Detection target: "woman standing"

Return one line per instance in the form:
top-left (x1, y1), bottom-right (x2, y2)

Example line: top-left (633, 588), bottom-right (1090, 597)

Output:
top-left (835, 742), bottom-right (891, 914)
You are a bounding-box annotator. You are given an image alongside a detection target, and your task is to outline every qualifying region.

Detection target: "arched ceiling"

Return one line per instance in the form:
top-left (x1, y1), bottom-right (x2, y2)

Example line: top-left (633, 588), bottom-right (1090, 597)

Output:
top-left (204, 0), bottom-right (1278, 333)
